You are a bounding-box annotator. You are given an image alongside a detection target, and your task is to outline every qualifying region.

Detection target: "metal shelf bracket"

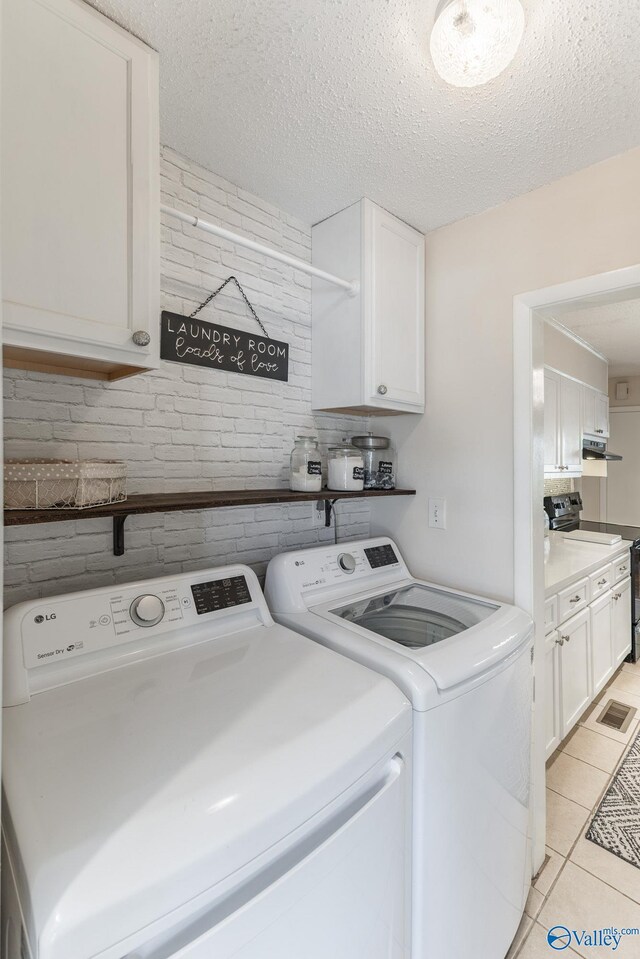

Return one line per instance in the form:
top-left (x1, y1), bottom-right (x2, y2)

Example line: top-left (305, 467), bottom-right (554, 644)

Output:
top-left (113, 515), bottom-right (128, 556)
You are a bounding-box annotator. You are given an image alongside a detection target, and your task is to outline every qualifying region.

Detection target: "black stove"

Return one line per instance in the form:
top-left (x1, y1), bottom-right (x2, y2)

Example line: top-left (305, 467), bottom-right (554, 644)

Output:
top-left (543, 492), bottom-right (584, 532)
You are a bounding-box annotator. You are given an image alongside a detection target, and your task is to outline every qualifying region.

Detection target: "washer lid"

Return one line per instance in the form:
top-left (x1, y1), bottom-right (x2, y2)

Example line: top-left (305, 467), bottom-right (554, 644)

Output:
top-left (3, 622), bottom-right (409, 959)
top-left (325, 583), bottom-right (533, 696)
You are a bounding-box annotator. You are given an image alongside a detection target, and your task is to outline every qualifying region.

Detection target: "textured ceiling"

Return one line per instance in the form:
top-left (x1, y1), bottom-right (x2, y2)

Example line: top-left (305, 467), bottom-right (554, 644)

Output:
top-left (558, 299), bottom-right (640, 377)
top-left (90, 0), bottom-right (640, 232)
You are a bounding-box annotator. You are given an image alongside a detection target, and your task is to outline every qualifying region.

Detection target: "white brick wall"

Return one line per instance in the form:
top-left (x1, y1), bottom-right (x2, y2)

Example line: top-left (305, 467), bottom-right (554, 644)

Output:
top-left (4, 146), bottom-right (370, 607)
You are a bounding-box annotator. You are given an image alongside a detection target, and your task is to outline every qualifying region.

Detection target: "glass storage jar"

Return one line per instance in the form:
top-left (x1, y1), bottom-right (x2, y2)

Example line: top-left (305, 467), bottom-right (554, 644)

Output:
top-left (327, 440), bottom-right (365, 491)
top-left (351, 433), bottom-right (396, 489)
top-left (289, 436), bottom-right (322, 492)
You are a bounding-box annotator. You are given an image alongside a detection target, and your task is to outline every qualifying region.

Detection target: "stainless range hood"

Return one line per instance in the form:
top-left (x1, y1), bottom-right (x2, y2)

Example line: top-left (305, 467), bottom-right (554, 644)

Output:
top-left (583, 439), bottom-right (623, 462)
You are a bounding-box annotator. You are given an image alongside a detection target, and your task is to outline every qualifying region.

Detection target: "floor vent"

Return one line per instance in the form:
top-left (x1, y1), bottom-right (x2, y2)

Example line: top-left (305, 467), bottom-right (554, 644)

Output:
top-left (596, 699), bottom-right (636, 733)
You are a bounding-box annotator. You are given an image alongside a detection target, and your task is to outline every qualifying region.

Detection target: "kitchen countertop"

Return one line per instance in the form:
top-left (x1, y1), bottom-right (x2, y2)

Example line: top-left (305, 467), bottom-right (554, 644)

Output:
top-left (545, 532), bottom-right (632, 596)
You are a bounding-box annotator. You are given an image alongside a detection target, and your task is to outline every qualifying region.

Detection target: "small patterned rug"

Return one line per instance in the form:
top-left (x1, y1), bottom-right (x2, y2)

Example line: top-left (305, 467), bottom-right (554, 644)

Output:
top-left (586, 726), bottom-right (640, 870)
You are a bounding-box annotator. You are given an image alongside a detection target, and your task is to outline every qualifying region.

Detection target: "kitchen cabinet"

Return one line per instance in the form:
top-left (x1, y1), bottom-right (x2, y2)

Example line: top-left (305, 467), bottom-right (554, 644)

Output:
top-left (2, 0), bottom-right (160, 381)
top-left (590, 591), bottom-right (614, 696)
top-left (545, 548), bottom-right (631, 753)
top-left (558, 608), bottom-right (592, 739)
top-left (582, 385), bottom-right (610, 439)
top-left (544, 369), bottom-right (582, 476)
top-left (312, 199), bottom-right (425, 414)
top-left (611, 577), bottom-right (632, 667)
top-left (545, 629), bottom-right (561, 759)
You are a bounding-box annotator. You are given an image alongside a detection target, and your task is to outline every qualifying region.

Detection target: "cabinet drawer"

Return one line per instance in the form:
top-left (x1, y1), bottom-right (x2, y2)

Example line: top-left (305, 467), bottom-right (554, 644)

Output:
top-left (544, 596), bottom-right (558, 635)
top-left (612, 555), bottom-right (631, 584)
top-left (557, 578), bottom-right (589, 623)
top-left (589, 565), bottom-right (612, 602)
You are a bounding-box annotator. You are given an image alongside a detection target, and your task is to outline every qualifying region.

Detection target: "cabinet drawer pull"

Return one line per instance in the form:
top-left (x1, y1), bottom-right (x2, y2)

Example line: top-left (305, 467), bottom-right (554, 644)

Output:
top-left (132, 330), bottom-right (151, 347)
top-left (613, 593), bottom-right (622, 601)
top-left (597, 578), bottom-right (607, 586)
top-left (555, 636), bottom-right (565, 646)
top-left (561, 634), bottom-right (570, 643)
top-left (619, 565), bottom-right (628, 572)
top-left (377, 384), bottom-right (388, 395)
top-left (569, 595), bottom-right (582, 604)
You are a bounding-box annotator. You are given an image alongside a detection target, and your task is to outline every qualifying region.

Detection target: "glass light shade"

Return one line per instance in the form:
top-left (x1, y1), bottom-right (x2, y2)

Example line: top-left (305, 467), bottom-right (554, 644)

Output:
top-left (430, 0), bottom-right (525, 88)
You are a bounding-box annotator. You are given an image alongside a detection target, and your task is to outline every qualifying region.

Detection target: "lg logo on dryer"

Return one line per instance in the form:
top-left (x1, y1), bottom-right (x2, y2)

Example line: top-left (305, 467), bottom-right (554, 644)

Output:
top-left (34, 613), bottom-right (56, 624)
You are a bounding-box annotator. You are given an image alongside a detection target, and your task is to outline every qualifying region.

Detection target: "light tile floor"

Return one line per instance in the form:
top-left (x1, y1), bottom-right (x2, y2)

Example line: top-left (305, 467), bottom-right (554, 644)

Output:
top-left (506, 657), bottom-right (640, 958)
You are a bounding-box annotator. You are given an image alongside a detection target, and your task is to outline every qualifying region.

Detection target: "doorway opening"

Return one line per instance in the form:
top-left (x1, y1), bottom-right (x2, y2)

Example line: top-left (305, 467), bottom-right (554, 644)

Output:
top-left (513, 264), bottom-right (640, 871)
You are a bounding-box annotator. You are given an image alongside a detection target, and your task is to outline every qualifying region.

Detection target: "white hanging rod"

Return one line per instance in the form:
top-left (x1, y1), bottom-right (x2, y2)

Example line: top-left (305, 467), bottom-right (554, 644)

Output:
top-left (161, 204), bottom-right (359, 297)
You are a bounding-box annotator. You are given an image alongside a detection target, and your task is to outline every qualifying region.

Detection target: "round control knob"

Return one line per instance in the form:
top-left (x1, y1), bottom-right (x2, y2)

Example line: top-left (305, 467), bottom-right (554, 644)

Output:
top-left (130, 594), bottom-right (165, 627)
top-left (338, 553), bottom-right (357, 574)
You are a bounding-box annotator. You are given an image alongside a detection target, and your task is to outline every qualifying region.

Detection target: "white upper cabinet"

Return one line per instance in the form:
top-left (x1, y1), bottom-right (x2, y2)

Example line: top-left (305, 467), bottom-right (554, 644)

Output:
top-left (312, 199), bottom-right (425, 414)
top-left (582, 385), bottom-right (610, 439)
top-left (2, 0), bottom-right (159, 380)
top-left (544, 369), bottom-right (582, 476)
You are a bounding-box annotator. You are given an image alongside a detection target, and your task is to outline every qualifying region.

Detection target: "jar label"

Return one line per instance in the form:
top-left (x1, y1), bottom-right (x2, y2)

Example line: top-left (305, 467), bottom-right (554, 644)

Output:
top-left (379, 460), bottom-right (393, 474)
top-left (307, 460), bottom-right (322, 476)
top-left (352, 466), bottom-right (364, 480)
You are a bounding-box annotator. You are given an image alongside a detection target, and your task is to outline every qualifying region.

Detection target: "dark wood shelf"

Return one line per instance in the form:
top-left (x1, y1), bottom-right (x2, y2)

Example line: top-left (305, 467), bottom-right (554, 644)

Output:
top-left (4, 487), bottom-right (415, 555)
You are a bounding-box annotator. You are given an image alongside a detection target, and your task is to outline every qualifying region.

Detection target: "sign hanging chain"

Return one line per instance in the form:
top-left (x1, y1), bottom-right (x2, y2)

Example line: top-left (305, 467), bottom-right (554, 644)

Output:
top-left (189, 276), bottom-right (270, 339)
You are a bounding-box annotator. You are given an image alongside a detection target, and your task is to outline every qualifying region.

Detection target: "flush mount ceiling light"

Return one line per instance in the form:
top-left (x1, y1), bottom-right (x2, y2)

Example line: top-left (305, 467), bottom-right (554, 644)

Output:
top-left (430, 0), bottom-right (525, 88)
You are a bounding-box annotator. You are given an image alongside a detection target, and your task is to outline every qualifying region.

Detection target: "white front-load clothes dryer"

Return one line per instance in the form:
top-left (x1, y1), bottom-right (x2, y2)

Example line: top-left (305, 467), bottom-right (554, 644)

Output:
top-left (1, 565), bottom-right (412, 959)
top-left (265, 537), bottom-right (534, 959)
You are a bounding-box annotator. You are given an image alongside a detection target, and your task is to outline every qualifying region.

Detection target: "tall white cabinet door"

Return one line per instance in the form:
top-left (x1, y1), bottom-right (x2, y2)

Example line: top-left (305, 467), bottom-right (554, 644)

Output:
top-left (2, 0), bottom-right (159, 376)
top-left (545, 630), bottom-right (561, 759)
top-left (582, 385), bottom-right (597, 437)
top-left (611, 578), bottom-right (632, 667)
top-left (366, 203), bottom-right (425, 410)
top-left (559, 376), bottom-right (582, 472)
top-left (544, 370), bottom-right (561, 472)
top-left (590, 592), bottom-right (614, 695)
top-left (595, 392), bottom-right (610, 438)
top-left (559, 609), bottom-right (591, 738)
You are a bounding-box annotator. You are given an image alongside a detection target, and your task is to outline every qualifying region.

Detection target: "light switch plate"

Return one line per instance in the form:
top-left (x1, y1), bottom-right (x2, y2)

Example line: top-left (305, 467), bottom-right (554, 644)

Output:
top-left (428, 497), bottom-right (446, 529)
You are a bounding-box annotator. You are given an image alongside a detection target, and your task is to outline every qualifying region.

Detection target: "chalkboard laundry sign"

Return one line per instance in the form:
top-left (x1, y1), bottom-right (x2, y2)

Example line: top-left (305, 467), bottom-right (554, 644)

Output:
top-left (160, 276), bottom-right (289, 382)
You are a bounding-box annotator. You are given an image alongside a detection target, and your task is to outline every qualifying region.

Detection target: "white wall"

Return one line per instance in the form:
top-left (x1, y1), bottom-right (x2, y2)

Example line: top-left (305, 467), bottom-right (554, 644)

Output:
top-left (543, 323), bottom-right (608, 391)
top-left (369, 146), bottom-right (640, 603)
top-left (4, 147), bottom-right (370, 606)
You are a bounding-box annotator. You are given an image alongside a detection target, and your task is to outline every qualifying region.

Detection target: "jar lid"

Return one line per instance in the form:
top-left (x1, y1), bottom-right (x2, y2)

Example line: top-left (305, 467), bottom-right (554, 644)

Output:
top-left (295, 434), bottom-right (318, 442)
top-left (328, 439), bottom-right (360, 453)
top-left (351, 432), bottom-right (390, 450)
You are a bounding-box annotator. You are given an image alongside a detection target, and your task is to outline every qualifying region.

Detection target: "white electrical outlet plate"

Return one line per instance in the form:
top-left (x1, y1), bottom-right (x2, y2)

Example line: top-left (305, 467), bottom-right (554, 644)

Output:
top-left (428, 497), bottom-right (446, 529)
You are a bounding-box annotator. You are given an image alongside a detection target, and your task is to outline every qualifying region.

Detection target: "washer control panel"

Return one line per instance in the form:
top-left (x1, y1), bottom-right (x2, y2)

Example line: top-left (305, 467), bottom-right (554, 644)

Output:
top-left (279, 539), bottom-right (405, 595)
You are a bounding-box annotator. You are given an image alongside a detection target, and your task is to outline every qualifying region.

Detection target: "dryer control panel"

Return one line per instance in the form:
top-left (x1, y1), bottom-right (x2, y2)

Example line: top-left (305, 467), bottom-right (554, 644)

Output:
top-left (4, 565), bottom-right (267, 706)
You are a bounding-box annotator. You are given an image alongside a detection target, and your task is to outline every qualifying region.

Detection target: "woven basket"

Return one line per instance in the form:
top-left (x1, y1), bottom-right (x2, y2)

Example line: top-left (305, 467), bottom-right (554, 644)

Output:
top-left (5, 459), bottom-right (127, 510)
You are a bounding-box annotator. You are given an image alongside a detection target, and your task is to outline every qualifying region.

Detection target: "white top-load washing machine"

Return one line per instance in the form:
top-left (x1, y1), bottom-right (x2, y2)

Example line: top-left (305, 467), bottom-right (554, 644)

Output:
top-left (2, 564), bottom-right (412, 959)
top-left (265, 537), bottom-right (534, 959)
